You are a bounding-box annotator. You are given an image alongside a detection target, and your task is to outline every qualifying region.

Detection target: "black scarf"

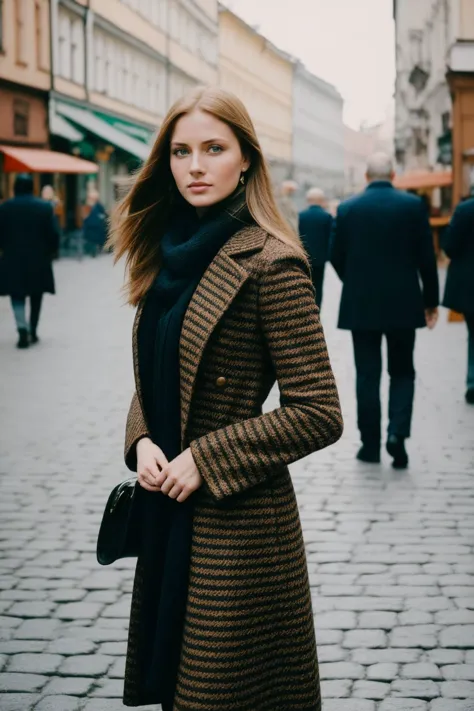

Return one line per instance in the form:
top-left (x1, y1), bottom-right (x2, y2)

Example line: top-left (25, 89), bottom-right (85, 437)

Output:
top-left (133, 190), bottom-right (252, 709)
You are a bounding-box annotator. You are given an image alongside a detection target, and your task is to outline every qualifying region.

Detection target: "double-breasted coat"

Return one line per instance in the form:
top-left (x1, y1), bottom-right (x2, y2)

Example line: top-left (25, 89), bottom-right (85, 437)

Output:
top-left (123, 225), bottom-right (343, 711)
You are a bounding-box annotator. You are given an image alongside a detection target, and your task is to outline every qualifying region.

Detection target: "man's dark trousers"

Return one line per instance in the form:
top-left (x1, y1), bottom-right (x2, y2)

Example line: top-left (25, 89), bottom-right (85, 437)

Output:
top-left (312, 265), bottom-right (325, 309)
top-left (352, 329), bottom-right (416, 448)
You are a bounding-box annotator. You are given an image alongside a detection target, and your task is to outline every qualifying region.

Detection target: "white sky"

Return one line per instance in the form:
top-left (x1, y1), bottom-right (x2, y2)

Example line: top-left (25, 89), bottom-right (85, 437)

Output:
top-left (224, 0), bottom-right (396, 129)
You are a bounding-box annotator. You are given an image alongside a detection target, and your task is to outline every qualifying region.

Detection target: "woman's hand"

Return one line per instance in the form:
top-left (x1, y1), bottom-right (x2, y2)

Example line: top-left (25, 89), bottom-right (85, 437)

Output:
top-left (136, 437), bottom-right (168, 492)
top-left (160, 448), bottom-right (203, 503)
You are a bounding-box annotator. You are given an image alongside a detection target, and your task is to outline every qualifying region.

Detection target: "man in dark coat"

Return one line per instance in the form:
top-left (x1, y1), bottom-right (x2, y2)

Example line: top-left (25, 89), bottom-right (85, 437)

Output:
top-left (0, 174), bottom-right (59, 348)
top-left (83, 190), bottom-right (107, 257)
top-left (443, 196), bottom-right (474, 404)
top-left (330, 152), bottom-right (439, 468)
top-left (299, 187), bottom-right (332, 308)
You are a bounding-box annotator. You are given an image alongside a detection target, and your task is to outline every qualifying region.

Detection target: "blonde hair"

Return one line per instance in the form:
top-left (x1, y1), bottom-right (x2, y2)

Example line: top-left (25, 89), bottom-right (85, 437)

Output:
top-left (108, 85), bottom-right (305, 306)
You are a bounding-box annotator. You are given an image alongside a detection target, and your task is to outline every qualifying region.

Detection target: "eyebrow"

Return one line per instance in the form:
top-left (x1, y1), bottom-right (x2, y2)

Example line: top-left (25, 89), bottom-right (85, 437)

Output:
top-left (170, 138), bottom-right (228, 146)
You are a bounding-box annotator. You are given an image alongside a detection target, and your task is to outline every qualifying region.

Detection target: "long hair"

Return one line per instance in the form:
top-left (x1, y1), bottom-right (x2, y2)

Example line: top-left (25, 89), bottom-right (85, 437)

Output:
top-left (108, 85), bottom-right (305, 306)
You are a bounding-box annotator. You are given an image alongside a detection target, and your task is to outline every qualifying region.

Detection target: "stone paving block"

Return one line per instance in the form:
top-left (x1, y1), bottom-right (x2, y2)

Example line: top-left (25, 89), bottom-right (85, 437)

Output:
top-left (358, 612), bottom-right (397, 629)
top-left (0, 693), bottom-right (41, 710)
top-left (316, 629), bottom-right (344, 645)
top-left (96, 642), bottom-right (127, 656)
top-left (318, 645), bottom-right (347, 663)
top-left (401, 663), bottom-right (442, 679)
top-left (0, 617), bottom-right (23, 629)
top-left (13, 620), bottom-right (60, 640)
top-left (435, 610), bottom-right (474, 625)
top-left (430, 701), bottom-right (474, 710)
top-left (440, 626), bottom-right (474, 648)
top-left (54, 602), bottom-right (104, 620)
top-left (441, 665), bottom-right (474, 680)
top-left (320, 679), bottom-right (351, 698)
top-left (404, 597), bottom-right (453, 611)
top-left (342, 629), bottom-right (388, 648)
top-left (7, 653), bottom-right (63, 675)
top-left (0, 672), bottom-right (48, 692)
top-left (352, 680), bottom-right (390, 698)
top-left (426, 649), bottom-right (465, 664)
top-left (316, 611), bottom-right (357, 629)
top-left (46, 638), bottom-right (96, 655)
top-left (390, 625), bottom-right (438, 648)
top-left (89, 678), bottom-right (123, 697)
top-left (319, 662), bottom-right (365, 679)
top-left (108, 657), bottom-right (125, 679)
top-left (6, 602), bottom-right (55, 618)
top-left (378, 701), bottom-right (428, 710)
top-left (321, 701), bottom-right (376, 711)
top-left (399, 610), bottom-right (434, 626)
top-left (47, 589), bottom-right (86, 603)
top-left (82, 702), bottom-right (158, 711)
top-left (35, 695), bottom-right (83, 711)
top-left (59, 654), bottom-right (114, 677)
top-left (367, 663), bottom-right (398, 681)
top-left (41, 676), bottom-right (94, 696)
top-left (439, 680), bottom-right (474, 697)
top-left (467, 651), bottom-right (474, 664)
top-left (352, 649), bottom-right (421, 665)
top-left (391, 679), bottom-right (440, 698)
top-left (0, 641), bottom-right (46, 654)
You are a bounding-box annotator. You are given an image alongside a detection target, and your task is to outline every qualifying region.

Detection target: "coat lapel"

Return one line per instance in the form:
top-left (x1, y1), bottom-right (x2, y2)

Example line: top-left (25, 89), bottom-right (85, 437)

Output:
top-left (180, 225), bottom-right (266, 446)
top-left (132, 300), bottom-right (146, 418)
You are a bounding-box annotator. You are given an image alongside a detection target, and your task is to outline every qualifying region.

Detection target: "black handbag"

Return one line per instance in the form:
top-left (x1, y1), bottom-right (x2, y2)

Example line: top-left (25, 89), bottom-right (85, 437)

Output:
top-left (96, 477), bottom-right (141, 566)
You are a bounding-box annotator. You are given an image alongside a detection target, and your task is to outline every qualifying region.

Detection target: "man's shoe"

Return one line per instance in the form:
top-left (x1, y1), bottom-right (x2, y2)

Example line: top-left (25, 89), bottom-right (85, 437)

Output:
top-left (386, 435), bottom-right (409, 469)
top-left (30, 331), bottom-right (39, 345)
top-left (16, 328), bottom-right (29, 349)
top-left (465, 389), bottom-right (474, 405)
top-left (356, 445), bottom-right (381, 464)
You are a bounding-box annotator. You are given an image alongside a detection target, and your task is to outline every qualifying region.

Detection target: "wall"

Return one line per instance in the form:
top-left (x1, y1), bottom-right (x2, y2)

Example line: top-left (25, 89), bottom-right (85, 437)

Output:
top-left (0, 0), bottom-right (51, 91)
top-left (218, 9), bottom-right (293, 163)
top-left (0, 85), bottom-right (49, 145)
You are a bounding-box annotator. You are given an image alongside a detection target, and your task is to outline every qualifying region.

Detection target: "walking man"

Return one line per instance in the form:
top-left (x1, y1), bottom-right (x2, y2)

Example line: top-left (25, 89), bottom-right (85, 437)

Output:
top-left (330, 153), bottom-right (439, 468)
top-left (442, 195), bottom-right (474, 404)
top-left (0, 174), bottom-right (59, 348)
top-left (299, 187), bottom-right (332, 308)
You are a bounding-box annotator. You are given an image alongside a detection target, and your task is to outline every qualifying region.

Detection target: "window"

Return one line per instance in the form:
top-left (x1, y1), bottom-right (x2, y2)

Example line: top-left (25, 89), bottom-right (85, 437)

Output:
top-left (34, 1), bottom-right (48, 70)
top-left (15, 0), bottom-right (27, 65)
top-left (58, 14), bottom-right (71, 79)
top-left (94, 33), bottom-right (105, 92)
top-left (13, 99), bottom-right (29, 136)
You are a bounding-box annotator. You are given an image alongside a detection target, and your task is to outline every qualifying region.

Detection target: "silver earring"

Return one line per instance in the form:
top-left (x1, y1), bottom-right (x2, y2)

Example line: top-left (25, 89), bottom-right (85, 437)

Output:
top-left (240, 174), bottom-right (245, 185)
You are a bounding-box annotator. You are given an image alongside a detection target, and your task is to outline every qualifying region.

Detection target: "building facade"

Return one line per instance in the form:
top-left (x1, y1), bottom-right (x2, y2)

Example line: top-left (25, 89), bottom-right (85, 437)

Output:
top-left (292, 62), bottom-right (344, 201)
top-left (218, 5), bottom-right (294, 184)
top-left (0, 0), bottom-right (51, 197)
top-left (48, 0), bottom-right (219, 213)
top-left (394, 0), bottom-right (474, 185)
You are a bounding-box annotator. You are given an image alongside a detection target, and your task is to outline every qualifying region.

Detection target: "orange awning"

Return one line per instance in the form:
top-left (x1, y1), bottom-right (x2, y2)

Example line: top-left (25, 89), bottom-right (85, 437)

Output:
top-left (0, 145), bottom-right (98, 174)
top-left (393, 169), bottom-right (452, 190)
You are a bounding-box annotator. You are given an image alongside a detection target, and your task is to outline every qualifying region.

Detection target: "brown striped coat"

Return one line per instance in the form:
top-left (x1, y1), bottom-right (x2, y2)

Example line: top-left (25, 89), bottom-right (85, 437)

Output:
top-left (123, 225), bottom-right (343, 710)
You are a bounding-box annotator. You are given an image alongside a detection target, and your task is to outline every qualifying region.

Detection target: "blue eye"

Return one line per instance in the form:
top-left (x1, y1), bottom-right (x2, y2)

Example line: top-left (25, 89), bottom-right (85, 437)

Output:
top-left (209, 145), bottom-right (223, 154)
top-left (172, 148), bottom-right (189, 157)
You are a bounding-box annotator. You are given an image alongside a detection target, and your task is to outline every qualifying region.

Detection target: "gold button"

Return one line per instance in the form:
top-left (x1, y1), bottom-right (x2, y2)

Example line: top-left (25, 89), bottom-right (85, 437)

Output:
top-left (216, 376), bottom-right (227, 387)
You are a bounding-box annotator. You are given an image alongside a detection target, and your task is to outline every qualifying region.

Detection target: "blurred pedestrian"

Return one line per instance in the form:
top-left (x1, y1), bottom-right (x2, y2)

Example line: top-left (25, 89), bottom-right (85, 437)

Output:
top-left (41, 184), bottom-right (61, 252)
top-left (442, 196), bottom-right (474, 404)
top-left (108, 86), bottom-right (342, 711)
top-left (331, 152), bottom-right (439, 468)
top-left (299, 187), bottom-right (332, 308)
top-left (0, 174), bottom-right (59, 348)
top-left (276, 179), bottom-right (299, 232)
top-left (83, 190), bottom-right (107, 257)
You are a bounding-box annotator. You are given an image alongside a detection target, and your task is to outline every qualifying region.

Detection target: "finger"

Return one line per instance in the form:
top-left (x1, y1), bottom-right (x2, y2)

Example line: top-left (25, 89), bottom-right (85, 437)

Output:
top-left (167, 483), bottom-right (183, 500)
top-left (160, 474), bottom-right (176, 495)
top-left (137, 477), bottom-right (161, 492)
top-left (139, 469), bottom-right (161, 490)
top-left (146, 461), bottom-right (161, 483)
top-left (176, 488), bottom-right (190, 503)
top-left (153, 448), bottom-right (169, 470)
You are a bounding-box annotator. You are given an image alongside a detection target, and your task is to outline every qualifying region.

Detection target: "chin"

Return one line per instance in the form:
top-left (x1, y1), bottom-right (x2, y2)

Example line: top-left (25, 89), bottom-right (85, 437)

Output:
top-left (186, 193), bottom-right (221, 209)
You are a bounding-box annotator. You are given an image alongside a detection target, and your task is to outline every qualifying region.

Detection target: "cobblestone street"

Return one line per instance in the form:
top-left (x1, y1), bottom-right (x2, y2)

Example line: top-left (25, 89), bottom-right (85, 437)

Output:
top-left (0, 254), bottom-right (473, 711)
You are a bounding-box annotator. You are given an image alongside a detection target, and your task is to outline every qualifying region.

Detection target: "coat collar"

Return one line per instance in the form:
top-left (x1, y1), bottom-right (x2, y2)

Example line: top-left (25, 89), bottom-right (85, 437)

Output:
top-left (366, 180), bottom-right (393, 190)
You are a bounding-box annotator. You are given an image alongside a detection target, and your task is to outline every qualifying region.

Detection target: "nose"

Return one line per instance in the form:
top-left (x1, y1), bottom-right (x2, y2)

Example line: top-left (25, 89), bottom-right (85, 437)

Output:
top-left (189, 150), bottom-right (204, 176)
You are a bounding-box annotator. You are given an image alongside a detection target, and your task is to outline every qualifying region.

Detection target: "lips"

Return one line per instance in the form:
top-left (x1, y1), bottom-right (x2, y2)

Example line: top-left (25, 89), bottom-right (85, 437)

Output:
top-left (188, 182), bottom-right (211, 188)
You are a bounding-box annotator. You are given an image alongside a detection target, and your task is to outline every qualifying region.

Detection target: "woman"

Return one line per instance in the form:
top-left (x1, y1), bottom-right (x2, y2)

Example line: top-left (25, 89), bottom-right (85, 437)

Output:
top-left (109, 86), bottom-right (343, 711)
top-left (443, 196), bottom-right (474, 404)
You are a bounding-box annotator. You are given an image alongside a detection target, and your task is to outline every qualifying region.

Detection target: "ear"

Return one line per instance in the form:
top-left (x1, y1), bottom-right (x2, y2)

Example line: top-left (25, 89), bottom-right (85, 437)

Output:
top-left (241, 155), bottom-right (251, 173)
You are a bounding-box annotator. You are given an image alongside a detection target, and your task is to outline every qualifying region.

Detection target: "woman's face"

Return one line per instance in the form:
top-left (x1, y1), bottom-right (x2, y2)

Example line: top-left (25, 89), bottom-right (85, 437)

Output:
top-left (170, 109), bottom-right (250, 210)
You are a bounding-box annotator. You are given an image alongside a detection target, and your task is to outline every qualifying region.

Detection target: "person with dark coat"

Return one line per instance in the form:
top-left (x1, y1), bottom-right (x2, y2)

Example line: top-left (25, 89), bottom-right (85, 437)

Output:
top-left (299, 187), bottom-right (333, 308)
top-left (442, 196), bottom-right (474, 403)
top-left (0, 174), bottom-right (59, 348)
top-left (83, 190), bottom-right (107, 256)
top-left (331, 152), bottom-right (439, 468)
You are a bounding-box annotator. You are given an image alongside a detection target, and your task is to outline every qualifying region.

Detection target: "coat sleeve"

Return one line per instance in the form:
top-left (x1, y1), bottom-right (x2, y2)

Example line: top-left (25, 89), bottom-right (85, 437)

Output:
top-left (443, 203), bottom-right (469, 259)
top-left (124, 391), bottom-right (150, 472)
top-left (329, 208), bottom-right (346, 279)
top-left (190, 256), bottom-right (343, 501)
top-left (415, 203), bottom-right (439, 309)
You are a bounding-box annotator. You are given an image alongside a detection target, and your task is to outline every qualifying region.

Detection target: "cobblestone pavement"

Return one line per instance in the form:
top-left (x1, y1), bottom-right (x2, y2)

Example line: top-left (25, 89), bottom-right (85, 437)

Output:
top-left (0, 254), bottom-right (473, 711)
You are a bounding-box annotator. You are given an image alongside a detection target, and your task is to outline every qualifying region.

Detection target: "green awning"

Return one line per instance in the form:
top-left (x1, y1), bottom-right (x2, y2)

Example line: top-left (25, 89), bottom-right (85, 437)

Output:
top-left (56, 102), bottom-right (151, 162)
